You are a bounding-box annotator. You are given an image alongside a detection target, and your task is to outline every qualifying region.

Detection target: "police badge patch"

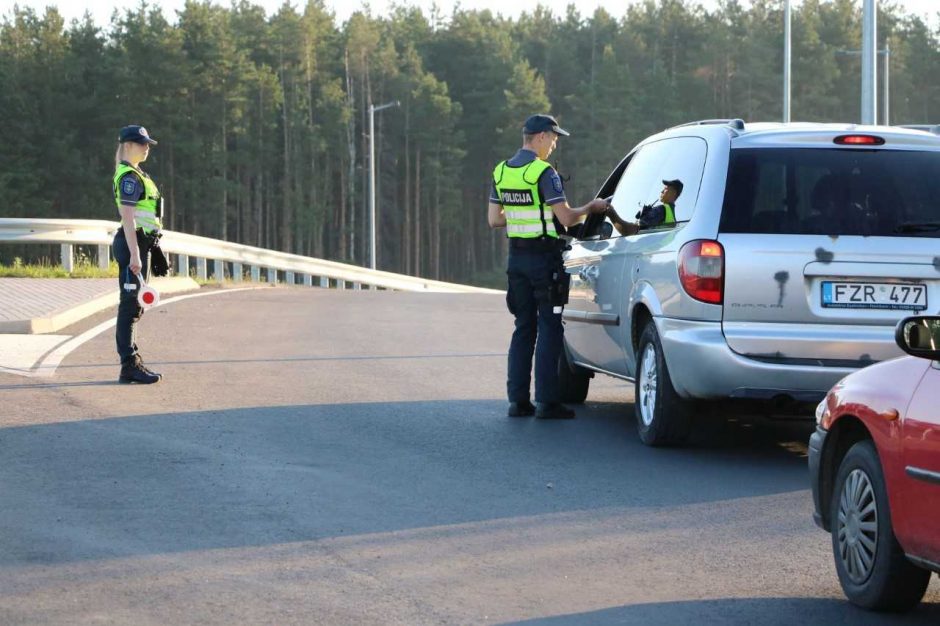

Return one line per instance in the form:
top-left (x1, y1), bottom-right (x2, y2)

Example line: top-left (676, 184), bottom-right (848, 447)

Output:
top-left (550, 171), bottom-right (564, 194)
top-left (122, 178), bottom-right (138, 196)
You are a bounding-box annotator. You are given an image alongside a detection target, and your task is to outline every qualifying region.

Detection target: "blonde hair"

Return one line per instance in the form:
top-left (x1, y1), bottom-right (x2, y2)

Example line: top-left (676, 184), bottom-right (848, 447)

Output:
top-left (114, 142), bottom-right (128, 167)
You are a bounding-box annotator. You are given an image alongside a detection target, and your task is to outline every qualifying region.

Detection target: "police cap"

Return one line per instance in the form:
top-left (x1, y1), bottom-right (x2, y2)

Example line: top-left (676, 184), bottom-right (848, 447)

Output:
top-left (662, 179), bottom-right (683, 197)
top-left (523, 114), bottom-right (570, 137)
top-left (119, 125), bottom-right (158, 145)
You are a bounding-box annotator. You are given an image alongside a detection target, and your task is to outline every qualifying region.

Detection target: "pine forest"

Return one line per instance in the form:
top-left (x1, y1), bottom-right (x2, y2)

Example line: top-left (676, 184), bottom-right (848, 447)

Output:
top-left (1, 0), bottom-right (937, 285)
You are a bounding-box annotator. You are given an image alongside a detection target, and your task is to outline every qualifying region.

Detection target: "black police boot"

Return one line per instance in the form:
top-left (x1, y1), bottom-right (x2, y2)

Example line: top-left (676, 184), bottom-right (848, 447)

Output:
top-left (507, 400), bottom-right (536, 417)
top-left (536, 402), bottom-right (575, 419)
top-left (119, 355), bottom-right (161, 384)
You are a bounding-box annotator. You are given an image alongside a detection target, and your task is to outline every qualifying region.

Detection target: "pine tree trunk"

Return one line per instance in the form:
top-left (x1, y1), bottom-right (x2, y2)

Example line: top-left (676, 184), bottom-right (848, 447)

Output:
top-left (167, 146), bottom-right (176, 232)
top-left (414, 147), bottom-right (421, 276)
top-left (281, 61), bottom-right (292, 253)
top-left (432, 147), bottom-right (441, 280)
top-left (403, 99), bottom-right (411, 275)
top-left (256, 84), bottom-right (265, 248)
top-left (339, 162), bottom-right (348, 260)
top-left (221, 94), bottom-right (228, 241)
top-left (345, 49), bottom-right (356, 263)
top-left (359, 57), bottom-right (371, 265)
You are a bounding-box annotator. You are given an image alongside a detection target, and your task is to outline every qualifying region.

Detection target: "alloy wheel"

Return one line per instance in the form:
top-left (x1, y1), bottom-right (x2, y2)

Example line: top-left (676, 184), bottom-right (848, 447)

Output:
top-left (639, 343), bottom-right (658, 427)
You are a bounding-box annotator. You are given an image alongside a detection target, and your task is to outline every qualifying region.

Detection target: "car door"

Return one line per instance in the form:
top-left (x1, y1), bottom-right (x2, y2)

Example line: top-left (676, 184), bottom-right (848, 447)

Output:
top-left (563, 152), bottom-right (637, 375)
top-left (900, 360), bottom-right (940, 563)
top-left (617, 137), bottom-right (709, 375)
top-left (564, 138), bottom-right (709, 377)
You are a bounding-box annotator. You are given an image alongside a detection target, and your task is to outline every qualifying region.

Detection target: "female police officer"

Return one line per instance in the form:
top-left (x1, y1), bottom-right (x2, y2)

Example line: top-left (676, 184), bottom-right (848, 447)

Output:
top-left (112, 124), bottom-right (163, 384)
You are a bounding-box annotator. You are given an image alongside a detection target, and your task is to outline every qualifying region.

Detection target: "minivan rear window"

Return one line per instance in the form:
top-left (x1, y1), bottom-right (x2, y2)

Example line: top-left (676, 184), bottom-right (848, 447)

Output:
top-left (720, 148), bottom-right (940, 237)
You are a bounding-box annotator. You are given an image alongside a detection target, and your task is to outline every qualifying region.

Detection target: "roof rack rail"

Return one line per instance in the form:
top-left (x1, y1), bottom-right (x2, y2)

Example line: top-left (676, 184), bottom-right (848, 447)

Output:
top-left (896, 124), bottom-right (940, 135)
top-left (670, 118), bottom-right (746, 131)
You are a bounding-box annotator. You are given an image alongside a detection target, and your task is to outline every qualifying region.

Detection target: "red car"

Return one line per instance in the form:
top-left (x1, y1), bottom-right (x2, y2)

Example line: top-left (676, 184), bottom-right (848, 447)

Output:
top-left (810, 315), bottom-right (940, 611)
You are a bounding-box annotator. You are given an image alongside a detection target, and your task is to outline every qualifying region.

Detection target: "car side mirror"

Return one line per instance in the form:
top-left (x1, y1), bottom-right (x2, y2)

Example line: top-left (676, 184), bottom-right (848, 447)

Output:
top-left (600, 221), bottom-right (613, 239)
top-left (895, 316), bottom-right (940, 360)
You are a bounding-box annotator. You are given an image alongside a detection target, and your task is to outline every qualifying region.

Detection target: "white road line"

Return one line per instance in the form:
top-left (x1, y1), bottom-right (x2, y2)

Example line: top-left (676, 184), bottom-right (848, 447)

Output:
top-left (24, 288), bottom-right (256, 378)
top-left (0, 334), bottom-right (71, 376)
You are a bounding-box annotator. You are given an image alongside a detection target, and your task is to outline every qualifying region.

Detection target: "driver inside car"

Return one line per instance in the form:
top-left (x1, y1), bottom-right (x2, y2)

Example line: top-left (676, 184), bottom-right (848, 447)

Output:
top-left (606, 179), bottom-right (683, 236)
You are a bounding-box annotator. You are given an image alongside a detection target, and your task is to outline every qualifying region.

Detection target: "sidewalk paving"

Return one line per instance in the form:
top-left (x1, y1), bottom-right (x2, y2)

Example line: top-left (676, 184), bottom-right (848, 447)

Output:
top-left (0, 277), bottom-right (200, 334)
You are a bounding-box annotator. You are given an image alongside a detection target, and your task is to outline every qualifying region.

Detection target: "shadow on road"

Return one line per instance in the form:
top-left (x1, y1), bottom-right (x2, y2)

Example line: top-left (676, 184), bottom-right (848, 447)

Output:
top-left (509, 596), bottom-right (940, 625)
top-left (0, 398), bottom-right (817, 567)
top-left (46, 352), bottom-right (506, 370)
top-left (0, 381), bottom-right (122, 390)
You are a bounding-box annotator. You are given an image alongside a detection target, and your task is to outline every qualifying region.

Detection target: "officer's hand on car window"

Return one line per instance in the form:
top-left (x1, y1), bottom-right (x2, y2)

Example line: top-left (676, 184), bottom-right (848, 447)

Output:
top-left (587, 198), bottom-right (610, 214)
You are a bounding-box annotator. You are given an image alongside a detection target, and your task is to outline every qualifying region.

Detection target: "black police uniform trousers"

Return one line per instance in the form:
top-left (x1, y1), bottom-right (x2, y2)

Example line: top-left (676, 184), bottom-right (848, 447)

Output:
top-left (112, 228), bottom-right (151, 364)
top-left (506, 241), bottom-right (564, 405)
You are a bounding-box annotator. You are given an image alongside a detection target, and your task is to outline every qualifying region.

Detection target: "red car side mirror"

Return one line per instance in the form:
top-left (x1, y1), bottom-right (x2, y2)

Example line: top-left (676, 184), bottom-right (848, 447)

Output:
top-left (895, 316), bottom-right (940, 360)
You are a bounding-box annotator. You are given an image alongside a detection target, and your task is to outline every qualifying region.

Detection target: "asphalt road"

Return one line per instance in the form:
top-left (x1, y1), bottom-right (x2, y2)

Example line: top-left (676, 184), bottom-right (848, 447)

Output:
top-left (1, 288), bottom-right (938, 625)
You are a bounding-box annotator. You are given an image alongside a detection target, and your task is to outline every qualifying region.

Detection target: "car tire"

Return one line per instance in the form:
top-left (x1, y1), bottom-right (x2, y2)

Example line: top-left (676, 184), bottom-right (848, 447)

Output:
top-left (557, 348), bottom-right (590, 404)
top-left (634, 321), bottom-right (692, 446)
top-left (830, 440), bottom-right (931, 612)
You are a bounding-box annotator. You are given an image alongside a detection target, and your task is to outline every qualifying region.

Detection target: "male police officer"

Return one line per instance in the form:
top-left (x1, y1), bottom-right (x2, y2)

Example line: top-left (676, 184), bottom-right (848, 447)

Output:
top-left (488, 114), bottom-right (609, 419)
top-left (607, 179), bottom-right (683, 236)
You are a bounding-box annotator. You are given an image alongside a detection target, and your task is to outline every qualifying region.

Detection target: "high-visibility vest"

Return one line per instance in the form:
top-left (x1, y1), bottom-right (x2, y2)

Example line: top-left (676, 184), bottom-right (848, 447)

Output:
top-left (663, 203), bottom-right (676, 225)
top-left (113, 163), bottom-right (162, 234)
top-left (492, 158), bottom-right (557, 239)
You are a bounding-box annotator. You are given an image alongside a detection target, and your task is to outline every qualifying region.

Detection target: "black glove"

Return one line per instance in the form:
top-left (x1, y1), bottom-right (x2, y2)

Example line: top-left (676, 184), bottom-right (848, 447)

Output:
top-left (150, 243), bottom-right (169, 277)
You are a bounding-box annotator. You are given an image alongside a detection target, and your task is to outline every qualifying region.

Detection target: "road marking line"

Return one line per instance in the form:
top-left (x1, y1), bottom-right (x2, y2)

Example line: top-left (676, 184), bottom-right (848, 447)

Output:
top-left (0, 334), bottom-right (71, 376)
top-left (22, 288), bottom-right (255, 379)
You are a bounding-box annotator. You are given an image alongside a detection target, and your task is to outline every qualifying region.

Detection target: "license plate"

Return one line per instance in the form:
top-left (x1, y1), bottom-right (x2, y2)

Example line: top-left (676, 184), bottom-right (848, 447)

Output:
top-left (821, 281), bottom-right (928, 310)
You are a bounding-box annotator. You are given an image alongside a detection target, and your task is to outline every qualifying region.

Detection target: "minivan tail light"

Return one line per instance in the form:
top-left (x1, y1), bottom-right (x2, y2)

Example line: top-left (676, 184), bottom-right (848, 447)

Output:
top-left (678, 240), bottom-right (724, 305)
top-left (834, 134), bottom-right (884, 146)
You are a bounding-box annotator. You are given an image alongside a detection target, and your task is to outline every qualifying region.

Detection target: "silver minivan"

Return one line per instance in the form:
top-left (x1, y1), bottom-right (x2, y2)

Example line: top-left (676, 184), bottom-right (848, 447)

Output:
top-left (559, 120), bottom-right (940, 446)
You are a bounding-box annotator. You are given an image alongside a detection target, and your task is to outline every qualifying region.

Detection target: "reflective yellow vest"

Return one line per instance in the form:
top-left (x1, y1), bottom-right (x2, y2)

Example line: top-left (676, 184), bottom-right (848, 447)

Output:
top-left (113, 163), bottom-right (162, 234)
top-left (664, 203), bottom-right (676, 225)
top-left (492, 158), bottom-right (557, 239)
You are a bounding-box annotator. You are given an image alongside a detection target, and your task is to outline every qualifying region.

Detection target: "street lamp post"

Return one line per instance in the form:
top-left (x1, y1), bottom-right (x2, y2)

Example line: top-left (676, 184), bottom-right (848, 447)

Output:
top-left (835, 47), bottom-right (891, 125)
top-left (883, 43), bottom-right (890, 125)
top-left (861, 0), bottom-right (877, 124)
top-left (368, 100), bottom-right (400, 271)
top-left (783, 0), bottom-right (791, 123)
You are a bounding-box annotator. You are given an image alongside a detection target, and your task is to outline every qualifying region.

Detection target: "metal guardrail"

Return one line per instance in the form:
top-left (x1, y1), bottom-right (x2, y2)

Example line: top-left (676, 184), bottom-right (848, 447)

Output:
top-left (0, 218), bottom-right (501, 294)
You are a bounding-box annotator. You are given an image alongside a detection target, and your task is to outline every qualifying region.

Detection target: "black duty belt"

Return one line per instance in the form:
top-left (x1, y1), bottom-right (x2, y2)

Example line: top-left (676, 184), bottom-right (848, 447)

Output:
top-left (509, 237), bottom-right (561, 252)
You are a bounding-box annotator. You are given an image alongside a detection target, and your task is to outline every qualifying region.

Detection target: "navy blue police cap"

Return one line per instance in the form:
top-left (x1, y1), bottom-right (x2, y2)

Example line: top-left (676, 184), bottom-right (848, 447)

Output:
top-left (523, 114), bottom-right (570, 137)
top-left (119, 125), bottom-right (158, 145)
top-left (662, 179), bottom-right (684, 196)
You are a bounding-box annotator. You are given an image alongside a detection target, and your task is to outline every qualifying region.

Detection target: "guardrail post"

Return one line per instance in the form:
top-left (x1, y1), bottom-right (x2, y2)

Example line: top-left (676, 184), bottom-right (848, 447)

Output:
top-left (177, 254), bottom-right (189, 277)
top-left (213, 259), bottom-right (224, 284)
top-left (319, 276), bottom-right (329, 288)
top-left (60, 244), bottom-right (74, 273)
top-left (197, 257), bottom-right (208, 281)
top-left (251, 265), bottom-right (260, 282)
top-left (286, 271), bottom-right (295, 285)
top-left (303, 274), bottom-right (312, 287)
top-left (267, 267), bottom-right (277, 284)
top-left (97, 244), bottom-right (109, 270)
top-left (233, 262), bottom-right (243, 282)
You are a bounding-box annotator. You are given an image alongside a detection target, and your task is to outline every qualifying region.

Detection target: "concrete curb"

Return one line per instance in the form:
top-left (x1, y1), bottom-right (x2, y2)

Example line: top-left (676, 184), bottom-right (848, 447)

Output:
top-left (0, 277), bottom-right (201, 335)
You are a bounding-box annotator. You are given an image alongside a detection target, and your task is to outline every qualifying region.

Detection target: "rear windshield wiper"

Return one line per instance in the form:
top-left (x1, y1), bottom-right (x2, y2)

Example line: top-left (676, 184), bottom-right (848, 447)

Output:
top-left (895, 222), bottom-right (940, 233)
